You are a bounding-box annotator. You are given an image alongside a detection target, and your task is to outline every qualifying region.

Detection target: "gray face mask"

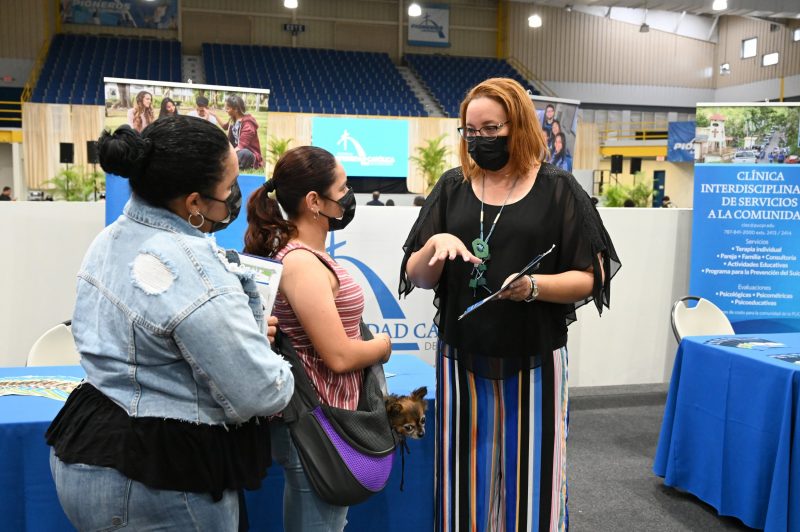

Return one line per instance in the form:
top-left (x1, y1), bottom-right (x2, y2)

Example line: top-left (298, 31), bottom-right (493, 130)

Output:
top-left (202, 182), bottom-right (242, 232)
top-left (467, 136), bottom-right (510, 171)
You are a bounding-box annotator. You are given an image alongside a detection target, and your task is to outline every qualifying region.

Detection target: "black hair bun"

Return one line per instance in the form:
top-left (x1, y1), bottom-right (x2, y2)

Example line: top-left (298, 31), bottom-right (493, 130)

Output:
top-left (97, 125), bottom-right (152, 179)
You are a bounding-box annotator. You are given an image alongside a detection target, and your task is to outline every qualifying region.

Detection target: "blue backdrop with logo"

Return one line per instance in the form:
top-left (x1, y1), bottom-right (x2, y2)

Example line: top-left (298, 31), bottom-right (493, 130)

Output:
top-left (667, 121), bottom-right (696, 162)
top-left (311, 117), bottom-right (409, 178)
top-left (105, 173), bottom-right (264, 251)
top-left (408, 4), bottom-right (450, 47)
top-left (690, 164), bottom-right (800, 332)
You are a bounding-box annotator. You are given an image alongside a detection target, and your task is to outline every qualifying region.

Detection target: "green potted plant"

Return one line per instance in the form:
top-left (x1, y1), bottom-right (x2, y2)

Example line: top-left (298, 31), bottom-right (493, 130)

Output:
top-left (46, 166), bottom-right (100, 201)
top-left (266, 136), bottom-right (293, 167)
top-left (601, 184), bottom-right (630, 207)
top-left (601, 173), bottom-right (653, 207)
top-left (410, 134), bottom-right (450, 194)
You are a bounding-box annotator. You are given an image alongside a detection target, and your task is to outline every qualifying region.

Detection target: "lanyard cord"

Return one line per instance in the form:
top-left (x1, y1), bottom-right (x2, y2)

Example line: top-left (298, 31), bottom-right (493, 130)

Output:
top-left (479, 174), bottom-right (520, 247)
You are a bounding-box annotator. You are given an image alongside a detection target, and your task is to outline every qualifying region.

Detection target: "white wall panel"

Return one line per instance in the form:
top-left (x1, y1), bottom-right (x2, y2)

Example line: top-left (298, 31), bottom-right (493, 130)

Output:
top-left (508, 2), bottom-right (715, 90)
top-left (715, 17), bottom-right (800, 89)
top-left (0, 201), bottom-right (692, 389)
top-left (544, 81), bottom-right (715, 107)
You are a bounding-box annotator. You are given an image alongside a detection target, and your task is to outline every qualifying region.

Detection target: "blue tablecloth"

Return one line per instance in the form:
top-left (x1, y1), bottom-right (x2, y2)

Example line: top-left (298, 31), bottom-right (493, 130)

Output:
top-left (0, 355), bottom-right (435, 531)
top-left (654, 333), bottom-right (800, 531)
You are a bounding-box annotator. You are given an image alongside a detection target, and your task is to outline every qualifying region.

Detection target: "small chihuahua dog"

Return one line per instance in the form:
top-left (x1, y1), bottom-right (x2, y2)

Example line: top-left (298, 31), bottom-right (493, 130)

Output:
top-left (385, 386), bottom-right (427, 440)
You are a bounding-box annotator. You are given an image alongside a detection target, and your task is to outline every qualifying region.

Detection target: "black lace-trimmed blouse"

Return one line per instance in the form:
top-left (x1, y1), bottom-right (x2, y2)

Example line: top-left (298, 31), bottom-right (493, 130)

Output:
top-left (46, 383), bottom-right (271, 502)
top-left (399, 164), bottom-right (621, 378)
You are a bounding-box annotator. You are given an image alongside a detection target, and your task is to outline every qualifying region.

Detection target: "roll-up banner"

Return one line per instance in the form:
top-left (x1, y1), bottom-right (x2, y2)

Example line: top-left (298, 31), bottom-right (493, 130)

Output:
top-left (103, 77), bottom-right (270, 251)
top-left (690, 103), bottom-right (800, 333)
top-left (532, 95), bottom-right (580, 173)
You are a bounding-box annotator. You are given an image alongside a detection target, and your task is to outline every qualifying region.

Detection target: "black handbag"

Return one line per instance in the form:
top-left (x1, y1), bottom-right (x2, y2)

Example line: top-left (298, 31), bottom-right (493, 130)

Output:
top-left (275, 325), bottom-right (395, 507)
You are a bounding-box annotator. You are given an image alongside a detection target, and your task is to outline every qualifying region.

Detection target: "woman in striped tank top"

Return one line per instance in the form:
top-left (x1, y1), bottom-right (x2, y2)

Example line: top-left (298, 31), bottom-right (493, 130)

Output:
top-left (244, 146), bottom-right (392, 532)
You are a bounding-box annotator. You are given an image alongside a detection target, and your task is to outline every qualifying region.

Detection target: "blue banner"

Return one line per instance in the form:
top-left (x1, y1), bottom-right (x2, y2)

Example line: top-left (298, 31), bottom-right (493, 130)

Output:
top-left (311, 117), bottom-right (409, 178)
top-left (61, 0), bottom-right (178, 30)
top-left (690, 164), bottom-right (800, 333)
top-left (105, 173), bottom-right (264, 251)
top-left (667, 121), bottom-right (696, 162)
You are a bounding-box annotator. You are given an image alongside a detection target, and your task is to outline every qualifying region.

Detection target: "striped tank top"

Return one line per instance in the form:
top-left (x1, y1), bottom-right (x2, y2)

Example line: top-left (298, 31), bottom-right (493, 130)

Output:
top-left (273, 241), bottom-right (365, 410)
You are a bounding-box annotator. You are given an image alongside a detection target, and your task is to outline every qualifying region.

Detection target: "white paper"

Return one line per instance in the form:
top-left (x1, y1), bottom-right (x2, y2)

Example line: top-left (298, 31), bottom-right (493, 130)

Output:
top-left (238, 253), bottom-right (284, 314)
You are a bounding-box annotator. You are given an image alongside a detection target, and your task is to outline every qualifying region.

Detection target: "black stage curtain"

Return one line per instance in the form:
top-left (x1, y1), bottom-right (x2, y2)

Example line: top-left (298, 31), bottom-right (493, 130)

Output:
top-left (348, 177), bottom-right (409, 194)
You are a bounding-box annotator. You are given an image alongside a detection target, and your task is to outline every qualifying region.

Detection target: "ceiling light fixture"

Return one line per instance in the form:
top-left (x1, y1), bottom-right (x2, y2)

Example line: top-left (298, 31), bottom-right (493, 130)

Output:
top-left (284, 0), bottom-right (298, 8)
top-left (528, 14), bottom-right (542, 28)
top-left (712, 0), bottom-right (727, 11)
top-left (640, 6), bottom-right (649, 33)
top-left (408, 3), bottom-right (422, 17)
top-left (565, 4), bottom-right (573, 12)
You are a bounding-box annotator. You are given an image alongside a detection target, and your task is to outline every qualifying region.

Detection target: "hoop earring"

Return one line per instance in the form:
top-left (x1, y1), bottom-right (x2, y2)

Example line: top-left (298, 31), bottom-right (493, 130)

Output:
top-left (188, 212), bottom-right (205, 228)
top-left (313, 210), bottom-right (319, 220)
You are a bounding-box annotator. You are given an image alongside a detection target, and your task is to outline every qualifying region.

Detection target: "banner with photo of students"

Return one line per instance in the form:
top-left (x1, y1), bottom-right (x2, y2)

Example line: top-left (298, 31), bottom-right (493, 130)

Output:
top-left (533, 95), bottom-right (580, 173)
top-left (103, 77), bottom-right (270, 251)
top-left (61, 0), bottom-right (179, 30)
top-left (408, 4), bottom-right (450, 47)
top-left (690, 102), bottom-right (800, 333)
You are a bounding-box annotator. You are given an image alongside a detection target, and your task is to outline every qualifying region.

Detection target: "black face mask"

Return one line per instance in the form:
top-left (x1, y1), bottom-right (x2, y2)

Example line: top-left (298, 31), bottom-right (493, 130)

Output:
top-left (319, 187), bottom-right (356, 231)
top-left (202, 182), bottom-right (242, 232)
top-left (467, 136), bottom-right (510, 172)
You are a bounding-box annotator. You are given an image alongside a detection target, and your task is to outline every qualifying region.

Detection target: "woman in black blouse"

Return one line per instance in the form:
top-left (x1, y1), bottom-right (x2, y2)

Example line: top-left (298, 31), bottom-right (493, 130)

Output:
top-left (400, 78), bottom-right (619, 531)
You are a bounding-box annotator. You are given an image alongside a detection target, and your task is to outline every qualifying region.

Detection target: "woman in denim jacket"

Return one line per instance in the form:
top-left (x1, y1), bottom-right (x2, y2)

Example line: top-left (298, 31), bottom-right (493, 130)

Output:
top-left (46, 116), bottom-right (294, 531)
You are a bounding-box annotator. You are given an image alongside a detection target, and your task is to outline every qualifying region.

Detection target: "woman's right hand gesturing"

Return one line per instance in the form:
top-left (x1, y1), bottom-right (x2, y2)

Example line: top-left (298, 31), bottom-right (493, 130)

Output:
top-left (406, 233), bottom-right (482, 290)
top-left (426, 233), bottom-right (482, 266)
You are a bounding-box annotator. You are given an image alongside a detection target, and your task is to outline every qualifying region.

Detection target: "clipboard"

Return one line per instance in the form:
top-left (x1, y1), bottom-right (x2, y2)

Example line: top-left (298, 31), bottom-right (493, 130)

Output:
top-left (458, 244), bottom-right (555, 320)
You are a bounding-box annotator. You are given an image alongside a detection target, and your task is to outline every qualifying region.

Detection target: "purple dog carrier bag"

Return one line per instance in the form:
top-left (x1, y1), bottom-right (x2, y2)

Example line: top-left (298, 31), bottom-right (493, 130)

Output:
top-left (276, 326), bottom-right (395, 506)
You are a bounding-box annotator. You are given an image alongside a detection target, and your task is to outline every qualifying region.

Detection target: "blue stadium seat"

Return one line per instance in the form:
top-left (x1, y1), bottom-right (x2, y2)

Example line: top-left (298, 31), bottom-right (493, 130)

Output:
top-left (32, 34), bottom-right (182, 106)
top-left (405, 53), bottom-right (540, 117)
top-left (201, 43), bottom-right (424, 117)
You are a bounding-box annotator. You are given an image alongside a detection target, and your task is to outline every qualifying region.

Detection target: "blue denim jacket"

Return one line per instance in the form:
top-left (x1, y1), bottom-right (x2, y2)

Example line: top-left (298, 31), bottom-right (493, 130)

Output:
top-left (72, 194), bottom-right (293, 425)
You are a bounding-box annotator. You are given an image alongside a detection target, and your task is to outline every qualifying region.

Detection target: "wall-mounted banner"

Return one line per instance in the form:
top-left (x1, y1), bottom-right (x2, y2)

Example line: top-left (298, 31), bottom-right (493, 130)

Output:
top-left (533, 95), bottom-right (580, 173)
top-left (104, 77), bottom-right (271, 247)
top-left (408, 4), bottom-right (450, 47)
top-left (691, 102), bottom-right (800, 333)
top-left (61, 0), bottom-right (179, 30)
top-left (667, 121), bottom-right (696, 162)
top-left (312, 117), bottom-right (409, 178)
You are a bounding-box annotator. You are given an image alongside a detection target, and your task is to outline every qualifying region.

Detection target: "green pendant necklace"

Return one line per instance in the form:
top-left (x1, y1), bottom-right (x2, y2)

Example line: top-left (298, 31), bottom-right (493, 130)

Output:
top-left (469, 175), bottom-right (520, 293)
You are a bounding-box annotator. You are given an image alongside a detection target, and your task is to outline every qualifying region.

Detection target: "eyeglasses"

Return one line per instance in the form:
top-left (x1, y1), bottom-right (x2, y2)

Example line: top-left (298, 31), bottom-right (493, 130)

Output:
top-left (457, 122), bottom-right (509, 140)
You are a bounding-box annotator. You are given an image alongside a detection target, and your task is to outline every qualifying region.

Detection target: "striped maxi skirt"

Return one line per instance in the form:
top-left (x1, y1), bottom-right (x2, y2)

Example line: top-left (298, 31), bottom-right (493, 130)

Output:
top-left (435, 342), bottom-right (569, 532)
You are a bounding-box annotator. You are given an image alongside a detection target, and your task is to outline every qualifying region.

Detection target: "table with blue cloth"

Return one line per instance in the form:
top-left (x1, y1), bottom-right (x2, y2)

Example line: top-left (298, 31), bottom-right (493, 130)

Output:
top-left (654, 333), bottom-right (800, 531)
top-left (0, 355), bottom-right (435, 532)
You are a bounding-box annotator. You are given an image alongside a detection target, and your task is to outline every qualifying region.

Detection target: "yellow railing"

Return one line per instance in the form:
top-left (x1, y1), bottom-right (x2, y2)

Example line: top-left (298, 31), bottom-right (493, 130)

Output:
top-left (0, 101), bottom-right (22, 124)
top-left (506, 56), bottom-right (557, 98)
top-left (599, 121), bottom-right (670, 143)
top-left (21, 37), bottom-right (52, 103)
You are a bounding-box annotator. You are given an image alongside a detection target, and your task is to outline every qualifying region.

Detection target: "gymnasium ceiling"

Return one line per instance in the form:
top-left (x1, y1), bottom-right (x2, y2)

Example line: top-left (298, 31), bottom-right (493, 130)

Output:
top-left (513, 0), bottom-right (800, 20)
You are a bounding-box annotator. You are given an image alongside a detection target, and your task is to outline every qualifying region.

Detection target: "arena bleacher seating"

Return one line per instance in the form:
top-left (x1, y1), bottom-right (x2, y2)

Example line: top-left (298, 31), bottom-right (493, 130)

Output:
top-left (404, 54), bottom-right (539, 118)
top-left (202, 43), bottom-right (427, 117)
top-left (0, 87), bottom-right (23, 128)
top-left (31, 34), bottom-right (182, 105)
